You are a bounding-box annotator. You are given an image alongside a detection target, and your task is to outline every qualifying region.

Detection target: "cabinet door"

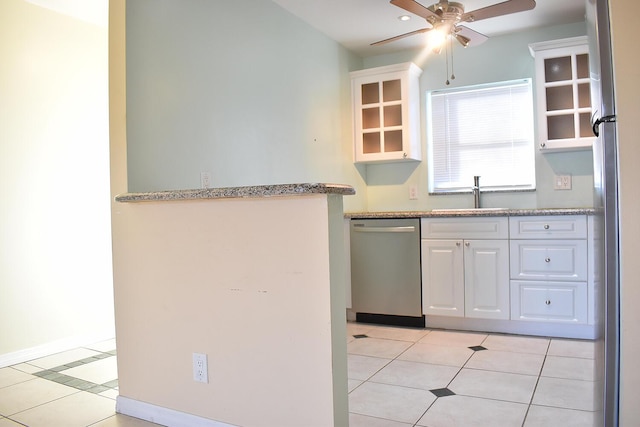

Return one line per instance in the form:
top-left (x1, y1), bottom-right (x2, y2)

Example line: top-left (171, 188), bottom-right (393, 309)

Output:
top-left (464, 240), bottom-right (510, 320)
top-left (421, 239), bottom-right (464, 317)
top-left (351, 63), bottom-right (422, 163)
top-left (529, 37), bottom-right (594, 152)
top-left (354, 74), bottom-right (404, 160)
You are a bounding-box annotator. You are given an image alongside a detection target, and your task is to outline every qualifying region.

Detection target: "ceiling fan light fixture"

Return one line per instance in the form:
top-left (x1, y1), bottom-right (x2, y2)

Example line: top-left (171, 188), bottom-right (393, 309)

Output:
top-left (427, 27), bottom-right (447, 49)
top-left (377, 0), bottom-right (537, 83)
top-left (454, 34), bottom-right (471, 47)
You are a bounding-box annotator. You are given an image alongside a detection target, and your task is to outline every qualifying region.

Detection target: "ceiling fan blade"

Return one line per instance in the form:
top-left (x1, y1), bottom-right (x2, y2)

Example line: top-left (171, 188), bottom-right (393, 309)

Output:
top-left (371, 27), bottom-right (431, 46)
top-left (390, 0), bottom-right (440, 21)
top-left (456, 25), bottom-right (488, 47)
top-left (461, 0), bottom-right (536, 22)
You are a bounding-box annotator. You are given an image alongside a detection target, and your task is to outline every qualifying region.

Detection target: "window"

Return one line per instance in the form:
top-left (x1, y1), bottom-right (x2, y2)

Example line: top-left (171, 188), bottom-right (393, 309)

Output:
top-left (427, 79), bottom-right (536, 193)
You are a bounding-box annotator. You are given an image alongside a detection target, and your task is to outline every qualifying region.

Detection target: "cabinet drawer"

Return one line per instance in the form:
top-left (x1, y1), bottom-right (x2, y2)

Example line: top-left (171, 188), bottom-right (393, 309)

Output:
top-left (510, 239), bottom-right (587, 281)
top-left (421, 217), bottom-right (508, 239)
top-left (509, 215), bottom-right (587, 239)
top-left (511, 280), bottom-right (587, 323)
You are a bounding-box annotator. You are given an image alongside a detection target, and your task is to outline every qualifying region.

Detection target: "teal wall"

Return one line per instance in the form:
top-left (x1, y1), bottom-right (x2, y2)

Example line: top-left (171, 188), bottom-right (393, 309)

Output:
top-left (126, 2), bottom-right (592, 212)
top-left (126, 0), bottom-right (367, 211)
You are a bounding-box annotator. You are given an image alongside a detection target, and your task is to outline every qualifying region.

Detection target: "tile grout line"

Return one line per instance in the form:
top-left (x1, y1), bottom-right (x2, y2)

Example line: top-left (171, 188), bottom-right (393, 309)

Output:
top-left (416, 331), bottom-right (493, 426)
top-left (520, 336), bottom-right (552, 427)
top-left (4, 389), bottom-right (85, 421)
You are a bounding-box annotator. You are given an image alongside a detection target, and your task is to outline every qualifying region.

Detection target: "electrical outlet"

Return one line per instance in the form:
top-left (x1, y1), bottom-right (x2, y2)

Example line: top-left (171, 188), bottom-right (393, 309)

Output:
top-left (554, 175), bottom-right (572, 190)
top-left (409, 186), bottom-right (418, 200)
top-left (200, 172), bottom-right (211, 189)
top-left (193, 353), bottom-right (208, 383)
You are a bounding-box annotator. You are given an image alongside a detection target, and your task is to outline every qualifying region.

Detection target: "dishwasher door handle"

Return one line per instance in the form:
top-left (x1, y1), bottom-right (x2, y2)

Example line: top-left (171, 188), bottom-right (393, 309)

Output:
top-left (352, 225), bottom-right (416, 233)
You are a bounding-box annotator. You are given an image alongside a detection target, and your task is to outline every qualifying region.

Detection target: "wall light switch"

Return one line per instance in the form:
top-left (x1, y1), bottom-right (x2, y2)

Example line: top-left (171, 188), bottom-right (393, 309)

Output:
top-left (554, 175), bottom-right (572, 190)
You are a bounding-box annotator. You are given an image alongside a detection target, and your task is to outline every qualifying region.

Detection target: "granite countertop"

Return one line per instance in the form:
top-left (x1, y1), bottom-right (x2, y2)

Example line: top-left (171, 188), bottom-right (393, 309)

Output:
top-left (345, 207), bottom-right (596, 218)
top-left (115, 183), bottom-right (356, 203)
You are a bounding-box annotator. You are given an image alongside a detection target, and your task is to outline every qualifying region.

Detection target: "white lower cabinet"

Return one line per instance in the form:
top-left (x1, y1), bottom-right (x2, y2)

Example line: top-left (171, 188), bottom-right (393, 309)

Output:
top-left (421, 218), bottom-right (510, 320)
top-left (509, 215), bottom-right (591, 326)
top-left (420, 214), bottom-right (595, 338)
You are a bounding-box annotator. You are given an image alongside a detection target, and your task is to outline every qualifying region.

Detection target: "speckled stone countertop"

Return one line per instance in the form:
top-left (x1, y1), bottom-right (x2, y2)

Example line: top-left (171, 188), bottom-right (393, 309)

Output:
top-left (115, 183), bottom-right (356, 203)
top-left (345, 207), bottom-right (596, 218)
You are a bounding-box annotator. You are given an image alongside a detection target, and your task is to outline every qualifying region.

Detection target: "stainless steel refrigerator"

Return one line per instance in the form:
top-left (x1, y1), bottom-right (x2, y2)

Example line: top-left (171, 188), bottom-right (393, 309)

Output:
top-left (587, 1), bottom-right (620, 425)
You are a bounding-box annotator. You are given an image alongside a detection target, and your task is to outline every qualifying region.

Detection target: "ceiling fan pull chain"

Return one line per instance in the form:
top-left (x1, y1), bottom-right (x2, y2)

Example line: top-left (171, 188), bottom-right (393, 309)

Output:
top-left (450, 35), bottom-right (456, 81)
top-left (445, 36), bottom-right (450, 85)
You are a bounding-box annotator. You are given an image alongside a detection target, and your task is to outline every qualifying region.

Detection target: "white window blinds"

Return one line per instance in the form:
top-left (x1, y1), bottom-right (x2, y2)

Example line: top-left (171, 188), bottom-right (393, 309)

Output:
top-left (427, 79), bottom-right (535, 192)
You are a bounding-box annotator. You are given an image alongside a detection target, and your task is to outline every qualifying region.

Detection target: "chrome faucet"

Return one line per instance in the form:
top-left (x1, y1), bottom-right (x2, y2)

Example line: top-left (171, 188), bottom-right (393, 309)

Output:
top-left (472, 176), bottom-right (481, 208)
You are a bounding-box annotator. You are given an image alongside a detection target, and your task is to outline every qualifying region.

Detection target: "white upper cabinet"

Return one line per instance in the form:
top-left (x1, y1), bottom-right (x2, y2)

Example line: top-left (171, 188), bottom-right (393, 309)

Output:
top-left (350, 63), bottom-right (422, 163)
top-left (529, 36), bottom-right (595, 152)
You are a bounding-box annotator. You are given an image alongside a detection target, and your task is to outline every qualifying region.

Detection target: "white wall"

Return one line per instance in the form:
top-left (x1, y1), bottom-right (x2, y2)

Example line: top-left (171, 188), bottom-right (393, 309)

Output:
top-left (0, 0), bottom-right (114, 363)
top-left (111, 195), bottom-right (348, 427)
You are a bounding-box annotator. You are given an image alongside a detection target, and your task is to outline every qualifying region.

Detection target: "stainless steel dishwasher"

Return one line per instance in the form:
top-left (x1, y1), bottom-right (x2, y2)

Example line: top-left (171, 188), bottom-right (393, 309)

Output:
top-left (350, 218), bottom-right (424, 327)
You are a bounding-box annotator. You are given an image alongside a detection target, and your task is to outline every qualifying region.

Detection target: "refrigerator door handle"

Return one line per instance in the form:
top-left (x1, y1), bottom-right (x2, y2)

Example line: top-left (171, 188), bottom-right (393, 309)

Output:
top-left (592, 114), bottom-right (617, 137)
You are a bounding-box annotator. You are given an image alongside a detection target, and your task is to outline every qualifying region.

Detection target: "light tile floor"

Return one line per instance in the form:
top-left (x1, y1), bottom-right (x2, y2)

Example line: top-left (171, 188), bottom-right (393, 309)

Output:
top-left (0, 327), bottom-right (599, 427)
top-left (347, 322), bottom-right (600, 427)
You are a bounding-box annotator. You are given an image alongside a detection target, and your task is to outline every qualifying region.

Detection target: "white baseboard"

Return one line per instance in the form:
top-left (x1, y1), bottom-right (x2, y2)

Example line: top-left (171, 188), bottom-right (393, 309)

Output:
top-left (116, 396), bottom-right (236, 427)
top-left (0, 330), bottom-right (115, 368)
top-left (425, 316), bottom-right (598, 340)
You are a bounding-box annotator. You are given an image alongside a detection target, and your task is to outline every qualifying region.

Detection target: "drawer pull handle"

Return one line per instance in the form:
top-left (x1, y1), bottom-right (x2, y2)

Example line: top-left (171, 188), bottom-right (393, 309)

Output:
top-left (545, 300), bottom-right (551, 305)
top-left (544, 224), bottom-right (550, 230)
top-left (465, 242), bottom-right (470, 247)
top-left (545, 257), bottom-right (551, 263)
top-left (456, 241), bottom-right (461, 247)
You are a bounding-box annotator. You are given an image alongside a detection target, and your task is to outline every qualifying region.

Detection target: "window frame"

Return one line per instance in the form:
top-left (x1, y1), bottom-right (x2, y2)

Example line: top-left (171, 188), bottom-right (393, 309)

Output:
top-left (426, 78), bottom-right (536, 194)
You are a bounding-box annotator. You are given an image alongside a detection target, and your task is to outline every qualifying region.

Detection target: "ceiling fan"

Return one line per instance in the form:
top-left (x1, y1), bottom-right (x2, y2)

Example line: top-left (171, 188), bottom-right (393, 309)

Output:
top-left (372, 0), bottom-right (537, 49)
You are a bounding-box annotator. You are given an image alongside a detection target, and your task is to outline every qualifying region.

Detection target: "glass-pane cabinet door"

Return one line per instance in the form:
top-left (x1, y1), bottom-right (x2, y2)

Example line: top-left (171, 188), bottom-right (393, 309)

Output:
top-left (350, 63), bottom-right (422, 163)
top-left (530, 37), bottom-right (595, 152)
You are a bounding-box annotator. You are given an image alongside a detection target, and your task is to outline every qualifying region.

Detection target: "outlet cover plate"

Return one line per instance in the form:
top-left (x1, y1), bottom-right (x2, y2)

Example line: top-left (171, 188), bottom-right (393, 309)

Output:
top-left (200, 172), bottom-right (212, 189)
top-left (409, 186), bottom-right (418, 200)
top-left (193, 352), bottom-right (208, 383)
top-left (554, 175), bottom-right (572, 190)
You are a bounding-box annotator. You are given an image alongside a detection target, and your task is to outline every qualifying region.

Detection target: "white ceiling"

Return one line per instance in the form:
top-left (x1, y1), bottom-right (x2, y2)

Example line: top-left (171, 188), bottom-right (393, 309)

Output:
top-left (272, 0), bottom-right (586, 57)
top-left (24, 1), bottom-right (585, 55)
